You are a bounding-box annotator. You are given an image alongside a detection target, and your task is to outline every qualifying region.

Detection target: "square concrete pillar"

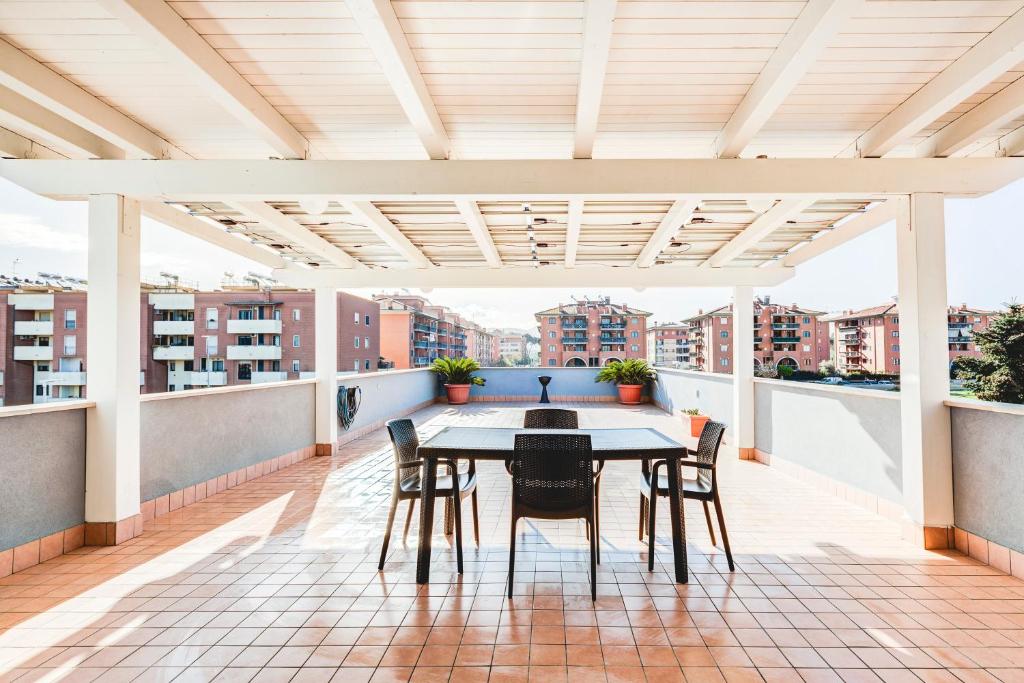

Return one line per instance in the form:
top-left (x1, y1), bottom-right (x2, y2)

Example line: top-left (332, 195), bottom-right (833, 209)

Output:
top-left (732, 286), bottom-right (755, 459)
top-left (314, 286), bottom-right (338, 455)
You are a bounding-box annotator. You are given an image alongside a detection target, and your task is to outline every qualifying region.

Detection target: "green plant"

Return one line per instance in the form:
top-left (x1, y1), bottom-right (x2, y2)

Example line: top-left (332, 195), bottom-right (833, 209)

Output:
top-left (954, 302), bottom-right (1023, 403)
top-left (429, 356), bottom-right (486, 385)
top-left (778, 364), bottom-right (795, 379)
top-left (594, 359), bottom-right (657, 385)
top-left (818, 359), bottom-right (839, 377)
top-left (681, 408), bottom-right (702, 416)
top-left (754, 361), bottom-right (779, 379)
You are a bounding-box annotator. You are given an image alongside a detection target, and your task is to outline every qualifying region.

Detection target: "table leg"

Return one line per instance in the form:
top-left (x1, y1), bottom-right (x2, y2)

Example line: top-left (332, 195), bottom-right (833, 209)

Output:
top-left (664, 452), bottom-right (688, 583)
top-left (416, 455), bottom-right (438, 584)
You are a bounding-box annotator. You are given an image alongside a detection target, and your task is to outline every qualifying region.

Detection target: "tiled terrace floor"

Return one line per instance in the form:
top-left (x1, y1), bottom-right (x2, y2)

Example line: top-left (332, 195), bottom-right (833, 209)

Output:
top-left (1, 403), bottom-right (1022, 683)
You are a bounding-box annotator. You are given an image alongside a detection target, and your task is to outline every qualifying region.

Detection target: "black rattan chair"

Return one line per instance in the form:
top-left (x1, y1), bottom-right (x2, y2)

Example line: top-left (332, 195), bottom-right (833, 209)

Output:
top-left (507, 432), bottom-right (597, 600)
top-left (378, 419), bottom-right (479, 572)
top-left (638, 420), bottom-right (733, 571)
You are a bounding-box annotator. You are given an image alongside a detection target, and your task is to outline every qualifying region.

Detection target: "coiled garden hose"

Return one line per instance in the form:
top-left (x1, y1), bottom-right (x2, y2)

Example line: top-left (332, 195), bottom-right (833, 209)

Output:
top-left (337, 385), bottom-right (362, 431)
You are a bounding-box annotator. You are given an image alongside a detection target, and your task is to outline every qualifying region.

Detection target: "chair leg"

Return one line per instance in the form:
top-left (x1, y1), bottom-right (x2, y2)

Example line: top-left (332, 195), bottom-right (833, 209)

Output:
top-left (507, 515), bottom-right (518, 599)
top-left (638, 494), bottom-right (647, 541)
top-left (647, 491), bottom-right (657, 571)
top-left (713, 490), bottom-right (735, 572)
top-left (471, 489), bottom-right (480, 547)
top-left (444, 498), bottom-right (454, 535)
top-left (593, 479), bottom-right (600, 565)
top-left (589, 511), bottom-right (597, 602)
top-left (702, 500), bottom-right (717, 546)
top-left (452, 493), bottom-right (464, 575)
top-left (402, 499), bottom-right (417, 544)
top-left (378, 494), bottom-right (399, 570)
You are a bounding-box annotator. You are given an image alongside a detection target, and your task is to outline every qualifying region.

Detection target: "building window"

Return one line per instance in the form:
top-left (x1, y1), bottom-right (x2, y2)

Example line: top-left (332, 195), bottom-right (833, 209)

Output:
top-left (892, 330), bottom-right (899, 337)
top-left (206, 308), bottom-right (218, 329)
top-left (292, 360), bottom-right (300, 373)
top-left (720, 344), bottom-right (728, 352)
top-left (169, 361), bottom-right (176, 371)
top-left (892, 317), bottom-right (899, 324)
top-left (803, 331), bottom-right (810, 338)
top-left (892, 344), bottom-right (900, 352)
top-left (802, 316), bottom-right (810, 324)
top-left (548, 359), bottom-right (556, 366)
top-left (548, 331), bottom-right (555, 338)
top-left (803, 345), bottom-right (811, 353)
top-left (720, 317), bottom-right (728, 324)
top-left (548, 345), bottom-right (555, 352)
top-left (364, 336), bottom-right (370, 349)
top-left (365, 314), bottom-right (371, 325)
top-left (365, 359), bottom-right (371, 370)
top-left (205, 336), bottom-right (218, 355)
top-left (720, 358), bottom-right (729, 367)
top-left (238, 363), bottom-right (251, 380)
top-left (64, 309), bottom-right (77, 329)
top-left (63, 335), bottom-right (76, 355)
top-left (720, 330), bottom-right (728, 338)
top-left (292, 309), bottom-right (300, 321)
top-left (353, 360), bottom-right (360, 371)
top-left (273, 309), bottom-right (282, 321)
top-left (631, 330), bottom-right (638, 338)
top-left (354, 312), bottom-right (360, 324)
top-left (804, 359), bottom-right (811, 366)
top-left (548, 317), bottom-right (556, 324)
top-left (354, 336), bottom-right (360, 348)
top-left (292, 335), bottom-right (300, 347)
top-left (894, 358), bottom-right (901, 366)
top-left (631, 317), bottom-right (638, 324)
top-left (631, 344), bottom-right (639, 352)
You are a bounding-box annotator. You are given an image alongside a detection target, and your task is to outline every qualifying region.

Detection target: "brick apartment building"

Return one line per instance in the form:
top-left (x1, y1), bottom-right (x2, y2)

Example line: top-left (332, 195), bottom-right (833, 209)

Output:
top-left (0, 275), bottom-right (379, 406)
top-left (647, 322), bottom-right (690, 368)
top-left (535, 297), bottom-right (650, 368)
top-left (374, 294), bottom-right (493, 369)
top-left (494, 331), bottom-right (528, 364)
top-left (685, 298), bottom-right (830, 374)
top-left (826, 302), bottom-right (998, 375)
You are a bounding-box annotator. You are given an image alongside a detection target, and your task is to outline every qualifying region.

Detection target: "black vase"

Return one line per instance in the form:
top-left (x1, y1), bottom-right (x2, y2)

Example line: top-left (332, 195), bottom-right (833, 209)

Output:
top-left (538, 375), bottom-right (552, 403)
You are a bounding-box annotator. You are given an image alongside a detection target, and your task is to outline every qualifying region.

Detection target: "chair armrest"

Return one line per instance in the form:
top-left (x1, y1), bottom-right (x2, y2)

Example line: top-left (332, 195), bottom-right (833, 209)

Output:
top-left (678, 459), bottom-right (715, 471)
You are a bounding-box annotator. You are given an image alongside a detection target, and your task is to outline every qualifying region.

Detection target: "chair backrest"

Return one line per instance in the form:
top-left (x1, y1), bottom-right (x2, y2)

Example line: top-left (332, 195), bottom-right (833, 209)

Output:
top-left (694, 420), bottom-right (726, 489)
top-left (386, 418), bottom-right (420, 480)
top-left (523, 408), bottom-right (579, 429)
top-left (509, 433), bottom-right (593, 510)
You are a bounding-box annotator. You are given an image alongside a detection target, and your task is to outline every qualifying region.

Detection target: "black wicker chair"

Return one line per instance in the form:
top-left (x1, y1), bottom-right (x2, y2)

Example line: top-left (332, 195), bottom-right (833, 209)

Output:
top-left (638, 420), bottom-right (733, 572)
top-left (507, 432), bottom-right (597, 601)
top-left (378, 418), bottom-right (479, 572)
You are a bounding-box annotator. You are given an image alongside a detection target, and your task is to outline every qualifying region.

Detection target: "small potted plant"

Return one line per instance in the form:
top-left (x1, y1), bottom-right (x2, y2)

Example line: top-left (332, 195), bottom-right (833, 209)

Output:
top-left (595, 358), bottom-right (656, 405)
top-left (681, 408), bottom-right (710, 438)
top-left (430, 356), bottom-right (485, 405)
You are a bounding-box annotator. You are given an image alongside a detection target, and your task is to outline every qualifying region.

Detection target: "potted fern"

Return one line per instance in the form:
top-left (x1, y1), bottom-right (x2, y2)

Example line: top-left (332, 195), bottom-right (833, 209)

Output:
top-left (681, 408), bottom-right (710, 438)
top-left (430, 356), bottom-right (485, 405)
top-left (595, 359), bottom-right (656, 405)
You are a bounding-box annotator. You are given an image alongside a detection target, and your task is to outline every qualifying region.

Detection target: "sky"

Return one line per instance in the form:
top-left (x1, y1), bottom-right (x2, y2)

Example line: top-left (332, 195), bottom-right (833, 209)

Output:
top-left (0, 176), bottom-right (1021, 331)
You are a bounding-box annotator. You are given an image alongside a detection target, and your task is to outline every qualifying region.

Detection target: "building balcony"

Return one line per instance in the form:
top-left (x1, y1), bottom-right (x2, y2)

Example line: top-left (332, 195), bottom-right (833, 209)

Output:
top-left (562, 336), bottom-right (588, 343)
top-left (153, 345), bottom-right (195, 361)
top-left (189, 371), bottom-right (227, 386)
top-left (250, 371), bottom-right (288, 383)
top-left (14, 320), bottom-right (53, 336)
top-left (600, 322), bottom-right (627, 329)
top-left (149, 293), bottom-right (195, 310)
top-left (226, 345), bottom-right (281, 360)
top-left (561, 322), bottom-right (587, 329)
top-left (413, 341), bottom-right (430, 349)
top-left (772, 322), bottom-right (800, 330)
top-left (8, 293), bottom-right (54, 310)
top-left (13, 346), bottom-right (53, 361)
top-left (44, 371), bottom-right (87, 386)
top-left (413, 323), bottom-right (435, 333)
top-left (226, 319), bottom-right (282, 334)
top-left (154, 320), bottom-right (195, 336)
top-left (599, 336), bottom-right (627, 343)
top-left (771, 336), bottom-right (799, 344)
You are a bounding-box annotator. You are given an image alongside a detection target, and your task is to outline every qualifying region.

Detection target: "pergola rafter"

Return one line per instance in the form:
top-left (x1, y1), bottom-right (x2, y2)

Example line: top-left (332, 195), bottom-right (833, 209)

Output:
top-left (228, 200), bottom-right (365, 270)
top-left (573, 0), bottom-right (617, 159)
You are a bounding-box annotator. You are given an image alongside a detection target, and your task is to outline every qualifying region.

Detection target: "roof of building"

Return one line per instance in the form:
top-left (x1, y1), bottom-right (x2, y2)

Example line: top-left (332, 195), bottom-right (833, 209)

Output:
top-left (535, 297), bottom-right (652, 318)
top-left (683, 299), bottom-right (825, 323)
top-left (826, 302), bottom-right (1000, 321)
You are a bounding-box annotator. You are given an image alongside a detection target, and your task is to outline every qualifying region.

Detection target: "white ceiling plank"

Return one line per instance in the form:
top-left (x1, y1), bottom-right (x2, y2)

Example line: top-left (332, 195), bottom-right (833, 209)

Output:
top-left (782, 201), bottom-right (897, 267)
top-left (345, 0), bottom-right (450, 159)
top-left (273, 262), bottom-right (795, 289)
top-left (454, 199), bottom-right (501, 268)
top-left (341, 199), bottom-right (434, 268)
top-left (716, 0), bottom-right (861, 159)
top-left (98, 0), bottom-right (309, 159)
top-left (704, 197), bottom-right (816, 268)
top-left (3, 158), bottom-right (1023, 200)
top-left (999, 125), bottom-right (1024, 157)
top-left (857, 8), bottom-right (1024, 158)
top-left (565, 198), bottom-right (583, 268)
top-left (142, 201), bottom-right (288, 270)
top-left (0, 85), bottom-right (124, 160)
top-left (228, 200), bottom-right (365, 270)
top-left (0, 126), bottom-right (65, 160)
top-left (573, 0), bottom-right (617, 159)
top-left (0, 38), bottom-right (183, 159)
top-left (923, 77), bottom-right (1024, 157)
top-left (635, 198), bottom-right (700, 267)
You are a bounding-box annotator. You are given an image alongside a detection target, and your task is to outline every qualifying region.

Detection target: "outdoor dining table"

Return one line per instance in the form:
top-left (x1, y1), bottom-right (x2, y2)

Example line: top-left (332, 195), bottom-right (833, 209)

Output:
top-left (414, 426), bottom-right (692, 584)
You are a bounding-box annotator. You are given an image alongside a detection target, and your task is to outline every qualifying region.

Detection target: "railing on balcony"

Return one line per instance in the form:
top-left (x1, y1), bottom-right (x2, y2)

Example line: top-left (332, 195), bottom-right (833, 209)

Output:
top-left (772, 323), bottom-right (800, 330)
top-left (413, 323), bottom-right (435, 333)
top-left (771, 336), bottom-right (799, 344)
top-left (600, 335), bottom-right (626, 343)
top-left (562, 336), bottom-right (587, 343)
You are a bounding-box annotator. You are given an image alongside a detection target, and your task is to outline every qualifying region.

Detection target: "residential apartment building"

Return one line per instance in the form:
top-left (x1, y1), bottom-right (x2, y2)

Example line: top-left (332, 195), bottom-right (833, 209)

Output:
top-left (493, 332), bottom-right (527, 364)
top-left (535, 297), bottom-right (650, 368)
top-left (826, 302), bottom-right (997, 375)
top-left (462, 321), bottom-right (496, 366)
top-left (0, 275), bottom-right (379, 406)
top-left (685, 297), bottom-right (829, 375)
top-left (647, 322), bottom-right (690, 368)
top-left (374, 294), bottom-right (491, 369)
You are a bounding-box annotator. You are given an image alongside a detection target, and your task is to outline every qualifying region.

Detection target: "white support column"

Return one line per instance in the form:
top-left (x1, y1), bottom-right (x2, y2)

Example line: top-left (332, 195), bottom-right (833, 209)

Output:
top-left (732, 286), bottom-right (755, 460)
top-left (314, 286), bottom-right (338, 456)
top-left (896, 193), bottom-right (955, 548)
top-left (85, 194), bottom-right (142, 545)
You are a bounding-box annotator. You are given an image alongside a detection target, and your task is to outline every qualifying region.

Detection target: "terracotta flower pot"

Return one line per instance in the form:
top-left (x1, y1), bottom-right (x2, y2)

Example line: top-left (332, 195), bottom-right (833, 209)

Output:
top-left (617, 384), bottom-right (643, 405)
top-left (445, 383), bottom-right (472, 405)
top-left (688, 414), bottom-right (710, 438)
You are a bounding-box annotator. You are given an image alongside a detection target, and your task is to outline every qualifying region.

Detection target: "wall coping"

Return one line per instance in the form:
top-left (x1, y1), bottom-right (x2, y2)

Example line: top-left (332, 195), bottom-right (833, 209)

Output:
top-left (140, 378), bottom-right (316, 403)
top-left (753, 377), bottom-right (901, 401)
top-left (0, 400), bottom-right (95, 419)
top-left (945, 397), bottom-right (1024, 417)
top-left (346, 367), bottom-right (432, 379)
top-left (656, 367), bottom-right (734, 383)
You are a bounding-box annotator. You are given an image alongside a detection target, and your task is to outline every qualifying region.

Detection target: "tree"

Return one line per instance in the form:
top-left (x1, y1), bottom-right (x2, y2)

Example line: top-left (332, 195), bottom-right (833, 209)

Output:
top-left (954, 303), bottom-right (1024, 403)
top-left (818, 359), bottom-right (839, 377)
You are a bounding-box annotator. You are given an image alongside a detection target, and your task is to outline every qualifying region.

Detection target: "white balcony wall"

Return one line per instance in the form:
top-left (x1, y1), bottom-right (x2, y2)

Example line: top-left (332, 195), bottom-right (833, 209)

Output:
top-left (227, 319), bottom-right (283, 334)
top-left (45, 372), bottom-right (87, 386)
top-left (149, 293), bottom-right (195, 310)
top-left (189, 371), bottom-right (227, 386)
top-left (153, 320), bottom-right (195, 336)
top-left (153, 345), bottom-right (195, 361)
top-left (14, 346), bottom-right (52, 361)
top-left (251, 371), bottom-right (288, 383)
top-left (13, 320), bottom-right (53, 336)
top-left (8, 294), bottom-right (54, 310)
top-left (227, 345), bottom-right (281, 360)
top-left (651, 368), bottom-right (735, 437)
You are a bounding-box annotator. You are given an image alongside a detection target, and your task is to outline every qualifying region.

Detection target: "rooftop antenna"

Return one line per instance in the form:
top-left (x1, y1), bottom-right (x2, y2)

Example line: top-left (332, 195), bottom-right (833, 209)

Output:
top-left (11, 258), bottom-right (20, 277)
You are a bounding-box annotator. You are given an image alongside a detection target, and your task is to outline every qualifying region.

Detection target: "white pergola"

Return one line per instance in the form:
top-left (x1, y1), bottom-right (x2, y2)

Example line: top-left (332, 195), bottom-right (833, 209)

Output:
top-left (2, 0), bottom-right (1023, 549)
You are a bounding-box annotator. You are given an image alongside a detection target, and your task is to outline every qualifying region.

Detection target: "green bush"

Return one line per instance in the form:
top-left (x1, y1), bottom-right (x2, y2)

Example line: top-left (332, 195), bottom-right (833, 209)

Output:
top-left (429, 356), bottom-right (486, 385)
top-left (595, 359), bottom-right (657, 385)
